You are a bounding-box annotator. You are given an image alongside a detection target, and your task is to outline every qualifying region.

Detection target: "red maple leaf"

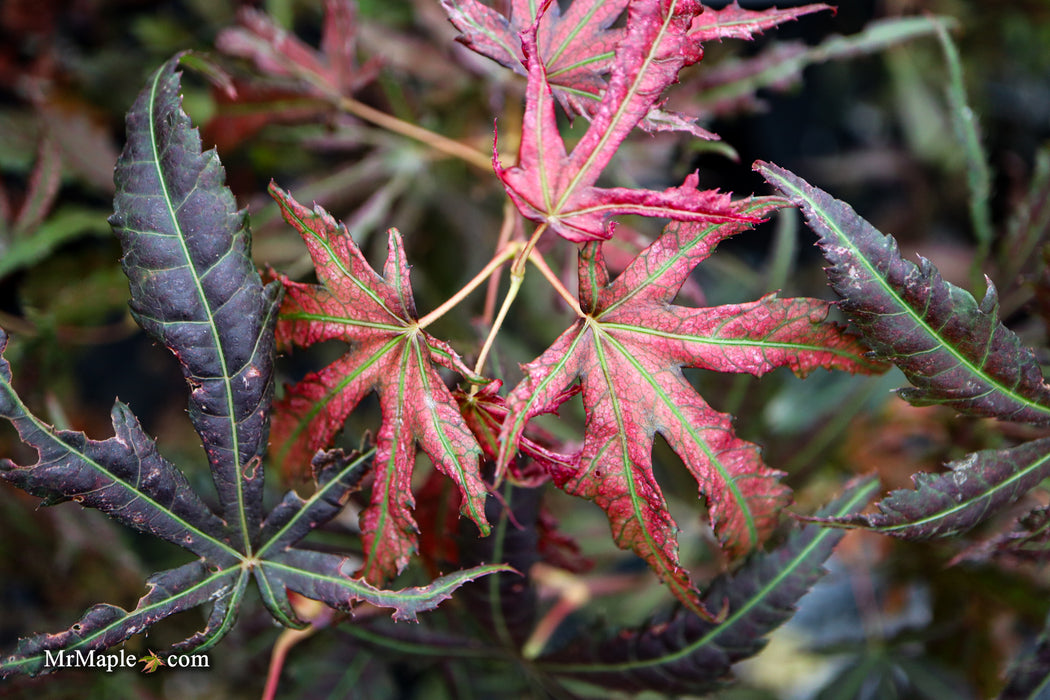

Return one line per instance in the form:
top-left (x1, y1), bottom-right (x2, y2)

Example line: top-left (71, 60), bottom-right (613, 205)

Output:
top-left (268, 184), bottom-right (489, 583)
top-left (498, 200), bottom-right (884, 615)
top-left (493, 0), bottom-right (760, 243)
top-left (445, 0), bottom-right (831, 137)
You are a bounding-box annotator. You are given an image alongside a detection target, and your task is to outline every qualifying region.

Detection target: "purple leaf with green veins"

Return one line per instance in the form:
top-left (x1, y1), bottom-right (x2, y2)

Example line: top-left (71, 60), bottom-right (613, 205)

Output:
top-left (811, 437), bottom-right (1050, 539)
top-left (539, 477), bottom-right (878, 694)
top-left (757, 161), bottom-right (1050, 540)
top-left (109, 56), bottom-right (282, 543)
top-left (757, 161), bottom-right (1050, 425)
top-left (0, 55), bottom-right (504, 679)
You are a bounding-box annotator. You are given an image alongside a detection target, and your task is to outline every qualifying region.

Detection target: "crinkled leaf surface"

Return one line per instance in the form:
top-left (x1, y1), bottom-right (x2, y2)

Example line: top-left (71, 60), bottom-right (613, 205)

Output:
top-left (0, 57), bottom-right (504, 678)
top-left (758, 162), bottom-right (1050, 540)
top-left (110, 57), bottom-right (282, 545)
top-left (494, 0), bottom-right (759, 243)
top-left (499, 200), bottom-right (882, 615)
top-left (538, 476), bottom-right (878, 694)
top-left (758, 161), bottom-right (1050, 425)
top-left (812, 437), bottom-right (1050, 539)
top-left (443, 0), bottom-right (829, 137)
top-left (268, 185), bottom-right (490, 583)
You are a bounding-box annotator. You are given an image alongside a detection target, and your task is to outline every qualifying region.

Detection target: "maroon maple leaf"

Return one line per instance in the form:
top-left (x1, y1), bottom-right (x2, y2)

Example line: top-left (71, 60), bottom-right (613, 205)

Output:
top-left (217, 0), bottom-right (379, 99)
top-left (498, 199), bottom-right (884, 615)
top-left (444, 0), bottom-right (831, 136)
top-left (268, 184), bottom-right (489, 583)
top-left (492, 0), bottom-right (766, 243)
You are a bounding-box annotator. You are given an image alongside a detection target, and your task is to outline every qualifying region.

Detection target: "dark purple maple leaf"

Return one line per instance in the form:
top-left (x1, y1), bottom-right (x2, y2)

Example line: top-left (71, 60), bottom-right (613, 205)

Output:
top-left (498, 200), bottom-right (885, 616)
top-left (268, 185), bottom-right (490, 583)
top-left (758, 162), bottom-right (1050, 542)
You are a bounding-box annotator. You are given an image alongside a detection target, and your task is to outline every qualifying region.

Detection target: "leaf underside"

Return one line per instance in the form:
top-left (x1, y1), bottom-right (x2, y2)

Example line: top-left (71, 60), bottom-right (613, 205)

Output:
top-left (500, 199), bottom-right (882, 616)
top-left (0, 57), bottom-right (503, 678)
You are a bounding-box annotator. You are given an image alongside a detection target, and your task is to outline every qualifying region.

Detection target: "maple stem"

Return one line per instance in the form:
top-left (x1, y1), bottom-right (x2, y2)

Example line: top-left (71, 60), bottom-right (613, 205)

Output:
top-left (511, 222), bottom-right (547, 277)
top-left (335, 95), bottom-right (492, 170)
top-left (474, 272), bottom-right (522, 377)
top-left (262, 599), bottom-right (332, 700)
top-left (483, 200), bottom-right (519, 325)
top-left (417, 244), bottom-right (521, 330)
top-left (528, 251), bottom-right (583, 317)
top-left (473, 223), bottom-right (550, 376)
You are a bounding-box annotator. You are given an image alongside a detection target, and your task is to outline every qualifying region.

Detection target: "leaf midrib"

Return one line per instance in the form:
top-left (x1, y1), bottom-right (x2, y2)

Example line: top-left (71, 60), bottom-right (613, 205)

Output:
top-left (146, 68), bottom-right (251, 553)
top-left (594, 324), bottom-right (760, 549)
top-left (0, 382), bottom-right (241, 562)
top-left (875, 444), bottom-right (1050, 534)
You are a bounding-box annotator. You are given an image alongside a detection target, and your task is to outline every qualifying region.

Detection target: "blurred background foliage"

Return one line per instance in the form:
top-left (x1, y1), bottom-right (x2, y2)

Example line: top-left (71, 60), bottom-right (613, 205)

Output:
top-left (0, 0), bottom-right (1048, 697)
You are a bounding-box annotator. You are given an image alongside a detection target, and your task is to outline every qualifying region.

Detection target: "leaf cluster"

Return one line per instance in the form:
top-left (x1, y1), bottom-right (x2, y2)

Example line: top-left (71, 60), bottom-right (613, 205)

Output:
top-left (0, 1), bottom-right (1047, 698)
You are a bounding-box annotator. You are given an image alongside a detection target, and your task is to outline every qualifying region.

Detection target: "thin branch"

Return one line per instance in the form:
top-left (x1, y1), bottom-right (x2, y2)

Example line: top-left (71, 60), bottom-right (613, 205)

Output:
top-left (417, 243), bottom-right (521, 329)
top-left (483, 199), bottom-right (520, 325)
top-left (335, 94), bottom-right (493, 171)
top-left (473, 223), bottom-right (549, 377)
top-left (528, 250), bottom-right (584, 318)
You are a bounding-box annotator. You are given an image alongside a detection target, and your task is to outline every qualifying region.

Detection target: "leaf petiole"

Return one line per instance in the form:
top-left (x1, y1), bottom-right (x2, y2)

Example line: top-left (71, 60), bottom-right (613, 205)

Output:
top-left (417, 242), bottom-right (521, 329)
top-left (527, 250), bottom-right (583, 318)
top-left (473, 222), bottom-right (551, 378)
top-left (474, 272), bottom-right (523, 378)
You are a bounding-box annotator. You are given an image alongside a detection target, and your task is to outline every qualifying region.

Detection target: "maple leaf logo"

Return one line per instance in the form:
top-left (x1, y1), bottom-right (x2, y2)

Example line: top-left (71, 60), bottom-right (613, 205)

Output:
top-left (267, 185), bottom-right (490, 583)
top-left (139, 650), bottom-right (165, 674)
top-left (499, 203), bottom-right (883, 615)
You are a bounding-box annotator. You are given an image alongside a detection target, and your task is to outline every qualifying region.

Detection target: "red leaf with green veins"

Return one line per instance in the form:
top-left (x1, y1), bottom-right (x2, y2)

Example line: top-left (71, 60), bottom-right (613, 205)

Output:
top-left (443, 0), bottom-right (829, 137)
top-left (494, 0), bottom-right (758, 243)
top-left (456, 378), bottom-right (577, 479)
top-left (499, 200), bottom-right (883, 614)
top-left (687, 2), bottom-right (833, 43)
top-left (444, 0), bottom-right (626, 114)
top-left (269, 185), bottom-right (490, 583)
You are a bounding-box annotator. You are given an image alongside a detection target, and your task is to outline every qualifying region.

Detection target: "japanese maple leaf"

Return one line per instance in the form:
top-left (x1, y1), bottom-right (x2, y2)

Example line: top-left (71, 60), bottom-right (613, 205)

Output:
top-left (444, 0), bottom-right (831, 137)
top-left (217, 0), bottom-right (379, 99)
top-left (269, 185), bottom-right (489, 582)
top-left (499, 200), bottom-right (884, 615)
top-left (493, 0), bottom-right (758, 243)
